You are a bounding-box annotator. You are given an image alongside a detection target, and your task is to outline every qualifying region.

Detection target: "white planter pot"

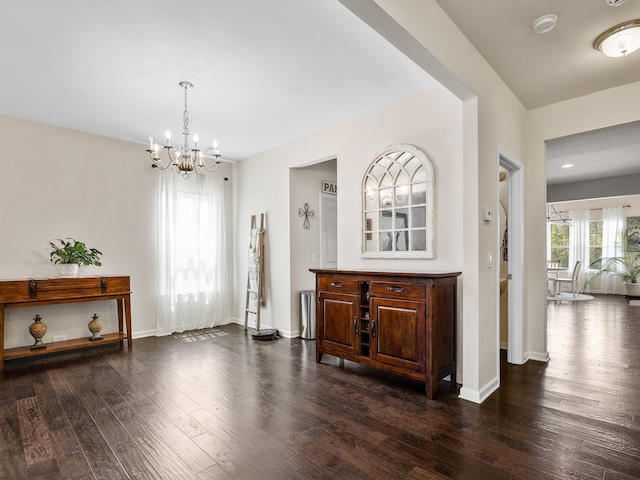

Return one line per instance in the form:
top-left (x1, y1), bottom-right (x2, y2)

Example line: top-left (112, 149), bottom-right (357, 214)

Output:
top-left (56, 264), bottom-right (79, 277)
top-left (624, 282), bottom-right (640, 297)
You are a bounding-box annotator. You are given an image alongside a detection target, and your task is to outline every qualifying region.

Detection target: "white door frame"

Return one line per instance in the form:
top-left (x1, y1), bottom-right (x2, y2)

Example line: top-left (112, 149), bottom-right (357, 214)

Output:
top-left (498, 146), bottom-right (525, 365)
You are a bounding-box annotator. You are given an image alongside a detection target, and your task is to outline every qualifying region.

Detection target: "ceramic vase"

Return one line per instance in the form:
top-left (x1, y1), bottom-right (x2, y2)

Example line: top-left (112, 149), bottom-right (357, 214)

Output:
top-left (56, 263), bottom-right (79, 277)
top-left (29, 314), bottom-right (47, 350)
top-left (88, 313), bottom-right (103, 341)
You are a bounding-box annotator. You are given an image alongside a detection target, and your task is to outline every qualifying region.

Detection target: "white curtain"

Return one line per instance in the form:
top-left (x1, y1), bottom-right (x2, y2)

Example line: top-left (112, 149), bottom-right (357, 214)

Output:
top-left (156, 171), bottom-right (232, 336)
top-left (600, 206), bottom-right (625, 295)
top-left (568, 209), bottom-right (590, 288)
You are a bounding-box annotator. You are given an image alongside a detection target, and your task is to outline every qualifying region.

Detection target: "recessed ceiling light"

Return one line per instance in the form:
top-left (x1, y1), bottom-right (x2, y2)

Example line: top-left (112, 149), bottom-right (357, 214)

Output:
top-left (532, 14), bottom-right (557, 34)
top-left (561, 163), bottom-right (575, 168)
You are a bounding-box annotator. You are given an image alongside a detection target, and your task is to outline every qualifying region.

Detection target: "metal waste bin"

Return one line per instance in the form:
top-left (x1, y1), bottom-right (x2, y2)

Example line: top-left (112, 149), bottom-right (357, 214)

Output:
top-left (300, 290), bottom-right (316, 340)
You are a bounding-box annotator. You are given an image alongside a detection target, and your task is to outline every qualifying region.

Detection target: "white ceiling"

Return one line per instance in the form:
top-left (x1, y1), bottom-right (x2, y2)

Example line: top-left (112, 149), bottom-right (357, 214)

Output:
top-left (2, 0), bottom-right (639, 182)
top-left (434, 0), bottom-right (640, 110)
top-left (0, 0), bottom-right (435, 161)
top-left (435, 0), bottom-right (640, 186)
top-left (546, 120), bottom-right (640, 185)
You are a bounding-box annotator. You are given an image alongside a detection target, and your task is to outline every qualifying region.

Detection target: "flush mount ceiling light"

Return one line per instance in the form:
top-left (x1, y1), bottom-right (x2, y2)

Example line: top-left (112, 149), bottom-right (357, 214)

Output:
top-left (606, 0), bottom-right (627, 6)
top-left (532, 14), bottom-right (557, 34)
top-left (594, 20), bottom-right (640, 57)
top-left (146, 81), bottom-right (221, 178)
top-left (561, 163), bottom-right (575, 168)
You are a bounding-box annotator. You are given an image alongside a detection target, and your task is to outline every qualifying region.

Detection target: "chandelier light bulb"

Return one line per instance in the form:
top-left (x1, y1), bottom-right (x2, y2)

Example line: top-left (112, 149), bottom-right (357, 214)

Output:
top-left (193, 133), bottom-right (199, 145)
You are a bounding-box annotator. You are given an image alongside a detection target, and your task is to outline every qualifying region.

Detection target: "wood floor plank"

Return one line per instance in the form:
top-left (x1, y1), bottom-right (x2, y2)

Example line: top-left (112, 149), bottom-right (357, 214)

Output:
top-left (87, 379), bottom-right (201, 480)
top-left (16, 396), bottom-right (53, 466)
top-left (47, 425), bottom-right (94, 480)
top-left (47, 368), bottom-right (129, 479)
top-left (101, 379), bottom-right (217, 474)
top-left (0, 398), bottom-right (29, 479)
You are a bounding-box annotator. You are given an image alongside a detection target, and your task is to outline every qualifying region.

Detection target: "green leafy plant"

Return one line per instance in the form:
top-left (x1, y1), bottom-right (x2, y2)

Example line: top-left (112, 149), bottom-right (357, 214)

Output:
top-left (583, 231), bottom-right (640, 288)
top-left (48, 238), bottom-right (102, 266)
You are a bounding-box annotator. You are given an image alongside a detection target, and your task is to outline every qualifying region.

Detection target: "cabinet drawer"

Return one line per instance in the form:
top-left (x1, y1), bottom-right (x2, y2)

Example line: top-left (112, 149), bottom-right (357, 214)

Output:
top-left (370, 281), bottom-right (426, 300)
top-left (318, 277), bottom-right (359, 293)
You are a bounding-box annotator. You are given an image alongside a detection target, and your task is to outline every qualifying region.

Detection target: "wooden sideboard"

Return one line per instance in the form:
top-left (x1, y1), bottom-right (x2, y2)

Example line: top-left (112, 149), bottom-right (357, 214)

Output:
top-left (0, 276), bottom-right (132, 369)
top-left (311, 269), bottom-right (460, 399)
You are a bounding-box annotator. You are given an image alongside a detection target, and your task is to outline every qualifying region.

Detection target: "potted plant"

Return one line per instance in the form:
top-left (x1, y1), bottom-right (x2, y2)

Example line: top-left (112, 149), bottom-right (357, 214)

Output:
top-left (583, 231), bottom-right (640, 297)
top-left (49, 238), bottom-right (102, 277)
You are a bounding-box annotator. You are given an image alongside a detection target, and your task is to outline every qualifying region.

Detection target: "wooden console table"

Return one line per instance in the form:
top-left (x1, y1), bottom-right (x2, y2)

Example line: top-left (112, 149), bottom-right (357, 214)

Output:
top-left (0, 276), bottom-right (132, 370)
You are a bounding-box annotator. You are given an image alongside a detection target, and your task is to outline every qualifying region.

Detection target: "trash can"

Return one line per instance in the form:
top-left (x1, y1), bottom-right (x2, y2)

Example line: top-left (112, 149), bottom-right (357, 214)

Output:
top-left (300, 290), bottom-right (316, 340)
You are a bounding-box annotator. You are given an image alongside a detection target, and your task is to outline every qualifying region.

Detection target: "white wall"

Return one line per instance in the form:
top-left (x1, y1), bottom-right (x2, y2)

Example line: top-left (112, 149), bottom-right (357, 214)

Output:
top-left (0, 114), bottom-right (233, 348)
top-left (234, 85), bottom-right (463, 339)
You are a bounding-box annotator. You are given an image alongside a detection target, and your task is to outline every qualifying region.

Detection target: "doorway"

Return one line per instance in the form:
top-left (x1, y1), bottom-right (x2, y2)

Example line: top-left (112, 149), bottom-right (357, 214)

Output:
top-left (320, 193), bottom-right (337, 269)
top-left (498, 147), bottom-right (525, 365)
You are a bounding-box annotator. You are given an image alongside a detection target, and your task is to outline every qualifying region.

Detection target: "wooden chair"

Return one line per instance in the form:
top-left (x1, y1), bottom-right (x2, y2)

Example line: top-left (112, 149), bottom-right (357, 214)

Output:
top-left (556, 261), bottom-right (582, 297)
top-left (547, 260), bottom-right (561, 296)
top-left (547, 259), bottom-right (560, 269)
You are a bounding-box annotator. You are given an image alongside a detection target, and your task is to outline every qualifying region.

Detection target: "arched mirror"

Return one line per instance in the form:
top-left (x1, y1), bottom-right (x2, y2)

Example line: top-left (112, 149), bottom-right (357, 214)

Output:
top-left (362, 144), bottom-right (434, 258)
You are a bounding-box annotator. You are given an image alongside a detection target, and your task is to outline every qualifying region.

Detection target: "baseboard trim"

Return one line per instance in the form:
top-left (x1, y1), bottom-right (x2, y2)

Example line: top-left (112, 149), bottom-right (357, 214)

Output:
top-left (132, 329), bottom-right (156, 339)
top-left (525, 350), bottom-right (550, 362)
top-left (458, 375), bottom-right (499, 404)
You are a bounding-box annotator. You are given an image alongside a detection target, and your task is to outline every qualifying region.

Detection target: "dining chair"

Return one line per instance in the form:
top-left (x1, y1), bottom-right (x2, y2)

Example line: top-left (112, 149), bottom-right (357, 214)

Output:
top-left (547, 259), bottom-right (561, 295)
top-left (556, 261), bottom-right (582, 297)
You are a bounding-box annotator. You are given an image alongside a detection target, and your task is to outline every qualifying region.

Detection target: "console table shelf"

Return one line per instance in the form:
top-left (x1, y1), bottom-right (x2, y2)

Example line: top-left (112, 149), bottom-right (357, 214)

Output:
top-left (0, 276), bottom-right (132, 369)
top-left (4, 332), bottom-right (127, 361)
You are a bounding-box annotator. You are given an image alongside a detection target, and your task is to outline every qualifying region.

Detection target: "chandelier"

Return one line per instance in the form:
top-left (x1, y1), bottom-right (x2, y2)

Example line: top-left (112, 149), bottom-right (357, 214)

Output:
top-left (146, 81), bottom-right (221, 178)
top-left (547, 205), bottom-right (573, 226)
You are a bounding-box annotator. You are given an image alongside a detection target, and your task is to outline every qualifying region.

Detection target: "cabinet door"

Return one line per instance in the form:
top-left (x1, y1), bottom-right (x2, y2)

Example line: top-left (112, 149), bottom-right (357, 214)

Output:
top-left (318, 292), bottom-right (358, 357)
top-left (371, 298), bottom-right (425, 372)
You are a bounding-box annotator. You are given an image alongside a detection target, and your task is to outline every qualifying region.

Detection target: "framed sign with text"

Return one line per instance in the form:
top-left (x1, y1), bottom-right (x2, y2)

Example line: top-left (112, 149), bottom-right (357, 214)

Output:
top-left (322, 180), bottom-right (337, 195)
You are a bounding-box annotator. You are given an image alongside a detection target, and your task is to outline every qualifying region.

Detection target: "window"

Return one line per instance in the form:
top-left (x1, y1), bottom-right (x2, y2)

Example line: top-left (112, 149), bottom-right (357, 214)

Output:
top-left (362, 144), bottom-right (434, 258)
top-left (156, 172), bottom-right (231, 335)
top-left (549, 223), bottom-right (570, 268)
top-left (589, 220), bottom-right (603, 269)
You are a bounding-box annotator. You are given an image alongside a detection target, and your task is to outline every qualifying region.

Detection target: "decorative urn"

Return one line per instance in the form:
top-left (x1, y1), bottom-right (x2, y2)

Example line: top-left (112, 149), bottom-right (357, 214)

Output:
top-left (88, 313), bottom-right (103, 341)
top-left (29, 314), bottom-right (47, 350)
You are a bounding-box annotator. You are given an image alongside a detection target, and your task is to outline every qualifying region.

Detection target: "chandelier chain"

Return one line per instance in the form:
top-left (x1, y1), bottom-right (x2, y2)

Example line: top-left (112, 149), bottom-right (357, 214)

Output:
top-left (183, 83), bottom-right (192, 150)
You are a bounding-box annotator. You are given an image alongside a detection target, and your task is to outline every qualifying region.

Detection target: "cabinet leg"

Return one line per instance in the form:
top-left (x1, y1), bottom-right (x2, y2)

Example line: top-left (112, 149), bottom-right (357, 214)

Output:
top-left (425, 377), bottom-right (437, 400)
top-left (316, 351), bottom-right (323, 363)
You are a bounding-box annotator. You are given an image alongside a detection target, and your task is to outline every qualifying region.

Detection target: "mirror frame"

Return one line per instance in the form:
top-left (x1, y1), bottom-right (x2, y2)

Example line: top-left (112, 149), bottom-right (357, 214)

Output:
top-left (361, 144), bottom-right (434, 258)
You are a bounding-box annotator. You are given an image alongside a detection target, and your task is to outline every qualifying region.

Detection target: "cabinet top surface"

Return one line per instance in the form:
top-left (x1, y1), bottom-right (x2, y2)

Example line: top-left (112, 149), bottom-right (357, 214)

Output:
top-left (309, 269), bottom-right (461, 279)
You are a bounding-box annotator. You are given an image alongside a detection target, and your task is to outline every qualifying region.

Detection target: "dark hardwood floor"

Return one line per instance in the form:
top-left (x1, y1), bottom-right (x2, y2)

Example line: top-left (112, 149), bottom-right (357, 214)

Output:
top-left (1, 294), bottom-right (638, 479)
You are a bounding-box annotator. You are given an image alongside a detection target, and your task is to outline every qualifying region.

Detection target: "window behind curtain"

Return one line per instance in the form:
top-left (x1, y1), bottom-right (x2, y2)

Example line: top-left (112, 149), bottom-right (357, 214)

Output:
top-left (549, 224), bottom-right (570, 268)
top-left (156, 172), bottom-right (230, 335)
top-left (589, 220), bottom-right (603, 270)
